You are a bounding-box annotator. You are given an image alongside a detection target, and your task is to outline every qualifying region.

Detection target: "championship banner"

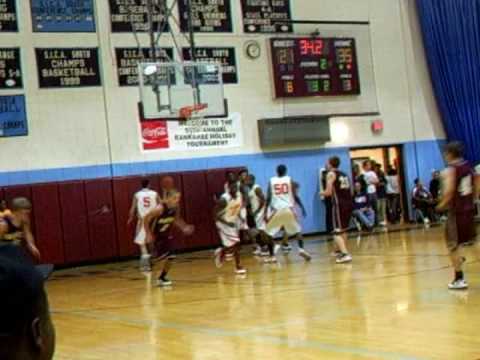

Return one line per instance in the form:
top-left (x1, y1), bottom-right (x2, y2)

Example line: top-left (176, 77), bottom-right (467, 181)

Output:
top-left (0, 95), bottom-right (28, 137)
top-left (141, 113), bottom-right (243, 152)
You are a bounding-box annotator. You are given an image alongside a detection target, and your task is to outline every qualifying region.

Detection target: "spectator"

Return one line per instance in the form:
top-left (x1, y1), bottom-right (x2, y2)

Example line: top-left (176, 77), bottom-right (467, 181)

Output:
top-left (0, 200), bottom-right (12, 218)
top-left (386, 166), bottom-right (401, 223)
top-left (352, 181), bottom-right (375, 231)
top-left (0, 245), bottom-right (56, 360)
top-left (412, 178), bottom-right (436, 224)
top-left (352, 163), bottom-right (367, 192)
top-left (429, 170), bottom-right (441, 202)
top-left (362, 160), bottom-right (379, 221)
top-left (375, 163), bottom-right (388, 226)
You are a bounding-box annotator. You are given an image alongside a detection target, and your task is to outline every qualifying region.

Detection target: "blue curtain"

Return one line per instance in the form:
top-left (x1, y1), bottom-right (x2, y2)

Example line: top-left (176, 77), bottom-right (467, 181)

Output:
top-left (417, 0), bottom-right (480, 163)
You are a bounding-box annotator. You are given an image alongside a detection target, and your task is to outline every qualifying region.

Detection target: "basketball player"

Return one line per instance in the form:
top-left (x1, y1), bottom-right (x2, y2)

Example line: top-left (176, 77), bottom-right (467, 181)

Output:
top-left (321, 156), bottom-right (353, 263)
top-left (247, 174), bottom-right (277, 262)
top-left (0, 197), bottom-right (41, 261)
top-left (214, 180), bottom-right (247, 274)
top-left (265, 165), bottom-right (311, 261)
top-left (144, 183), bottom-right (193, 287)
top-left (128, 179), bottom-right (161, 272)
top-left (436, 142), bottom-right (479, 290)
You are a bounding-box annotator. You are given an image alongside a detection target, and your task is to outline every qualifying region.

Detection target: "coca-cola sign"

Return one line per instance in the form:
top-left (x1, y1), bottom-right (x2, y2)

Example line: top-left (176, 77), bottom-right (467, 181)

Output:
top-left (141, 120), bottom-right (169, 150)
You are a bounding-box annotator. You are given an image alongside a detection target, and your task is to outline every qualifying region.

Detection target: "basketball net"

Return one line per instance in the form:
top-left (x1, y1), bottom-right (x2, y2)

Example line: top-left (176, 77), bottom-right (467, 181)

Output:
top-left (179, 103), bottom-right (208, 120)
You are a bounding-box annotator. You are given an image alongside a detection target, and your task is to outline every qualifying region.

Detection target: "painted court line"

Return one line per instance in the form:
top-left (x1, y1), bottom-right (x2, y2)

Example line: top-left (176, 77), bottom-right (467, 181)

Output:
top-left (66, 311), bottom-right (427, 360)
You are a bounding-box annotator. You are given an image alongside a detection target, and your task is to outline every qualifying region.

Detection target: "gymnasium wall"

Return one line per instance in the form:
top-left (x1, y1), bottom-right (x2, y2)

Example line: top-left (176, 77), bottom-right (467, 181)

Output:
top-left (0, 0), bottom-right (447, 235)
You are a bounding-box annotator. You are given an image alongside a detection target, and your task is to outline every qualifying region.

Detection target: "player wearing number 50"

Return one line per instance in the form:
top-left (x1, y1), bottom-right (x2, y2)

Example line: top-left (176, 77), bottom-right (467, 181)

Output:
top-left (128, 179), bottom-right (161, 272)
top-left (321, 156), bottom-right (353, 264)
top-left (265, 165), bottom-right (312, 261)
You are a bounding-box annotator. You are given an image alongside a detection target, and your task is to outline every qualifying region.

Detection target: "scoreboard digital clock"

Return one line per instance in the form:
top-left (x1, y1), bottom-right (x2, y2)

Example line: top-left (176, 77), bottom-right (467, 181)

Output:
top-left (270, 37), bottom-right (361, 98)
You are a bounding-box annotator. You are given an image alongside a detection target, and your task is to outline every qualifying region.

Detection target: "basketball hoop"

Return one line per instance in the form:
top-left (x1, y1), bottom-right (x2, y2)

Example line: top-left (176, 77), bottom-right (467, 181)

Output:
top-left (179, 103), bottom-right (208, 120)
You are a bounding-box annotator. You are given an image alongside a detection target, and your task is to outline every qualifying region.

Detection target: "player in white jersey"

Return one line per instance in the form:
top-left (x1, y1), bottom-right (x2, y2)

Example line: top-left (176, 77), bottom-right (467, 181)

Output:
top-left (128, 179), bottom-right (160, 271)
top-left (266, 165), bottom-right (312, 261)
top-left (247, 175), bottom-right (277, 262)
top-left (214, 180), bottom-right (247, 274)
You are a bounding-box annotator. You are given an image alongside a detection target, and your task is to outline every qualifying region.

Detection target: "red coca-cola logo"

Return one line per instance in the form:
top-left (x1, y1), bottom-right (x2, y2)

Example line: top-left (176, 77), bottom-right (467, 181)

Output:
top-left (141, 121), bottom-right (169, 150)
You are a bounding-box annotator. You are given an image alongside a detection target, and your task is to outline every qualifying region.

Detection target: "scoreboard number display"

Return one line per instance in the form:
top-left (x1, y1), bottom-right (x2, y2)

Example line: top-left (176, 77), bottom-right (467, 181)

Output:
top-left (270, 37), bottom-right (361, 98)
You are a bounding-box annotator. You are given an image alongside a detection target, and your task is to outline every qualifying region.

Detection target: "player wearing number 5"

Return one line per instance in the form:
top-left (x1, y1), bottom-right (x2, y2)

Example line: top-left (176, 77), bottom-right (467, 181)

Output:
top-left (321, 156), bottom-right (353, 264)
top-left (128, 179), bottom-right (161, 272)
top-left (265, 165), bottom-right (312, 261)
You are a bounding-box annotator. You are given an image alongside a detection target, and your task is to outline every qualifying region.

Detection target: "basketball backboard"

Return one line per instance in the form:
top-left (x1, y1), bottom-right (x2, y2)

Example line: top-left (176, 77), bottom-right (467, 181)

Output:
top-left (138, 61), bottom-right (228, 120)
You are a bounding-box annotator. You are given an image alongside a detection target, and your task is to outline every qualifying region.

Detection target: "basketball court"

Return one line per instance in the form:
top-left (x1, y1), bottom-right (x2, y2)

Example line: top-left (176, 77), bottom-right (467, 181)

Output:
top-left (49, 226), bottom-right (480, 360)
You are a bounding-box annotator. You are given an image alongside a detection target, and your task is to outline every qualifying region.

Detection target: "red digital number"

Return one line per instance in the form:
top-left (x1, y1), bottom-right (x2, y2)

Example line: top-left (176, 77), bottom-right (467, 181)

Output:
top-left (274, 184), bottom-right (289, 195)
top-left (300, 39), bottom-right (323, 55)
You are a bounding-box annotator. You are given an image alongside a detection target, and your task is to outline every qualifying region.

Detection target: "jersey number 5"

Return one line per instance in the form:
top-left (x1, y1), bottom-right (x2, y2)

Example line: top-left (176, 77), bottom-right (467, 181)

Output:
top-left (274, 183), bottom-right (289, 195)
top-left (143, 197), bottom-right (151, 207)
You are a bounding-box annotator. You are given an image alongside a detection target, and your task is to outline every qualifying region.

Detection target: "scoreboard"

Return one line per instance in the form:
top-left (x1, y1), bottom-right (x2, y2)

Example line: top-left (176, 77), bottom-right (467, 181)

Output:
top-left (270, 37), bottom-right (361, 98)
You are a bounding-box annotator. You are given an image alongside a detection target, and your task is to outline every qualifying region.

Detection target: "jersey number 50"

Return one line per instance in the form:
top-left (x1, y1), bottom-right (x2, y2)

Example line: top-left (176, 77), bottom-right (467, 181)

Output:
top-left (274, 183), bottom-right (289, 195)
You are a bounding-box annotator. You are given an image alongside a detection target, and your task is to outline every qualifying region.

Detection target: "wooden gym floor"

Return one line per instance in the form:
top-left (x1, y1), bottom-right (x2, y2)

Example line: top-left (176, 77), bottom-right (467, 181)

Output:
top-left (48, 226), bottom-right (480, 360)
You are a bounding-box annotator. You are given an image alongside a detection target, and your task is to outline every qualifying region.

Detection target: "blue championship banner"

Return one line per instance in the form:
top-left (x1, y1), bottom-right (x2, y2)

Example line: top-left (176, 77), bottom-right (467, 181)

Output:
top-left (30, 0), bottom-right (96, 32)
top-left (0, 95), bottom-right (28, 137)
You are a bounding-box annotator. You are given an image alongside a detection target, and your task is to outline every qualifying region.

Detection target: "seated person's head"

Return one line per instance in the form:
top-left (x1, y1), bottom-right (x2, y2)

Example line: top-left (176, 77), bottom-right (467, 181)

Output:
top-left (414, 178), bottom-right (423, 188)
top-left (11, 197), bottom-right (32, 222)
top-left (354, 181), bottom-right (363, 194)
top-left (0, 199), bottom-right (8, 212)
top-left (0, 246), bottom-right (55, 360)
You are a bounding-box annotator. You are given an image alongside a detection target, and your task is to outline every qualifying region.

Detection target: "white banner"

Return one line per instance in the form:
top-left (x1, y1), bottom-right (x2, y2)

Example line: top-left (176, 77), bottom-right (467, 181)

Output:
top-left (141, 112), bottom-right (244, 152)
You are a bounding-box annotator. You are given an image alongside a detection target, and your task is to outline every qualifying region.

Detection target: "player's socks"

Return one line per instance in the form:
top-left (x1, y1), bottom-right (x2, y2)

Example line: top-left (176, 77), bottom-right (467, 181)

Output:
top-left (139, 254), bottom-right (152, 272)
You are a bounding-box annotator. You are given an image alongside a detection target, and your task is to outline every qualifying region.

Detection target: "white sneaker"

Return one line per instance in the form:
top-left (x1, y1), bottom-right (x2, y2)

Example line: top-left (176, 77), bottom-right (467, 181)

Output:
top-left (214, 248), bottom-right (224, 268)
top-left (336, 254), bottom-right (353, 264)
top-left (424, 218), bottom-right (430, 225)
top-left (298, 249), bottom-right (312, 261)
top-left (264, 256), bottom-right (277, 264)
top-left (235, 268), bottom-right (247, 275)
top-left (448, 279), bottom-right (468, 290)
top-left (157, 278), bottom-right (172, 287)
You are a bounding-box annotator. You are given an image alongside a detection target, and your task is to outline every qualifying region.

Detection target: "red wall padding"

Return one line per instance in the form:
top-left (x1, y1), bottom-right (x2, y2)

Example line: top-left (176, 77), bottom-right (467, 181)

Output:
top-left (181, 171), bottom-right (215, 248)
top-left (31, 184), bottom-right (65, 265)
top-left (1, 166), bottom-right (244, 266)
top-left (59, 181), bottom-right (91, 264)
top-left (84, 179), bottom-right (118, 260)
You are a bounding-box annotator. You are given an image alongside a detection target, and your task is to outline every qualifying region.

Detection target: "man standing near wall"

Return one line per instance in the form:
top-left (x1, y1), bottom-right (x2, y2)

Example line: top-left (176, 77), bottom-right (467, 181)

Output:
top-left (363, 160), bottom-right (379, 224)
top-left (322, 157), bottom-right (353, 263)
top-left (437, 142), bottom-right (479, 290)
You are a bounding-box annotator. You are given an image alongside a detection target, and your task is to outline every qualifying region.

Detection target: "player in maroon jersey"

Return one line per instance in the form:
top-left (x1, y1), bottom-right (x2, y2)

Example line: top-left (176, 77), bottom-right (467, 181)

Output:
top-left (437, 142), bottom-right (479, 290)
top-left (144, 182), bottom-right (194, 287)
top-left (321, 156), bottom-right (353, 263)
